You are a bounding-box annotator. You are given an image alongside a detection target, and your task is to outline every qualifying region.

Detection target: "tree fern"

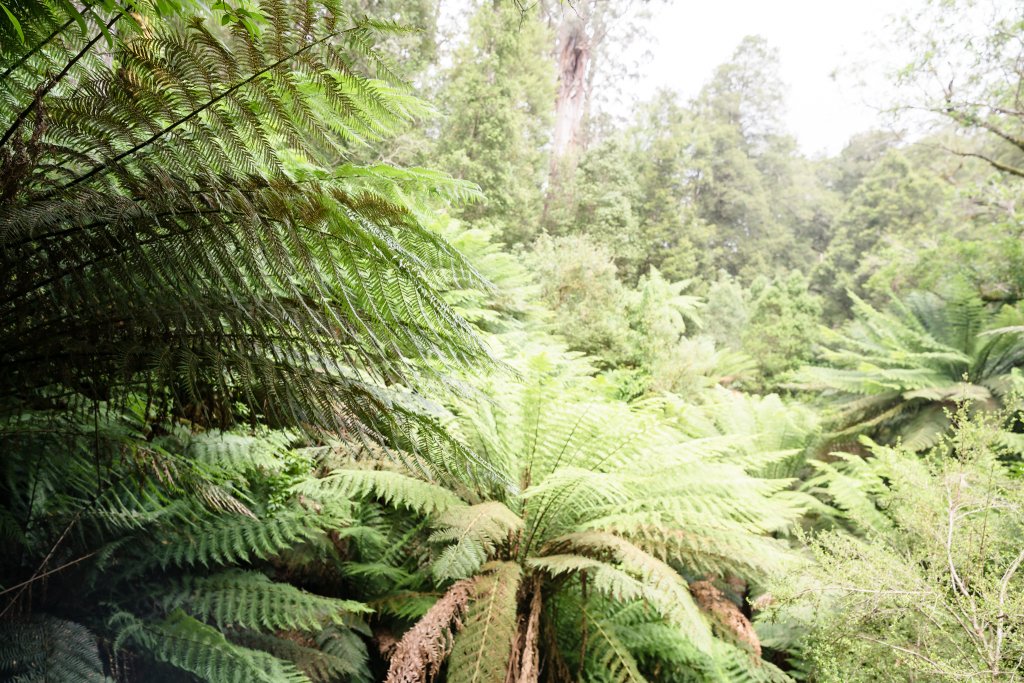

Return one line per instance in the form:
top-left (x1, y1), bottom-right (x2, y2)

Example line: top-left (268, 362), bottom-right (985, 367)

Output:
top-left (791, 289), bottom-right (1024, 451)
top-left (0, 1), bottom-right (522, 681)
top-left (353, 346), bottom-right (805, 681)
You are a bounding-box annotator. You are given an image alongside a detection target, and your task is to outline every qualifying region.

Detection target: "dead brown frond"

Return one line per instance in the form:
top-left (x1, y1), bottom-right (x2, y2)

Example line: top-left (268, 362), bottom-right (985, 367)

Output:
top-left (385, 577), bottom-right (477, 683)
top-left (690, 579), bottom-right (761, 657)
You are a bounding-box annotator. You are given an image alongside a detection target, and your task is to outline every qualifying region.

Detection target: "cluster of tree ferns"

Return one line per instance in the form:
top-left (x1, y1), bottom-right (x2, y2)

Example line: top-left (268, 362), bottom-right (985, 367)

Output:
top-left (0, 0), bottom-right (1022, 681)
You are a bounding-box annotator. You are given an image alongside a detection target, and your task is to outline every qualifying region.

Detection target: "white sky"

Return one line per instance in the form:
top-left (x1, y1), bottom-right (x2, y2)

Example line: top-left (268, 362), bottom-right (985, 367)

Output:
top-left (621, 0), bottom-right (922, 156)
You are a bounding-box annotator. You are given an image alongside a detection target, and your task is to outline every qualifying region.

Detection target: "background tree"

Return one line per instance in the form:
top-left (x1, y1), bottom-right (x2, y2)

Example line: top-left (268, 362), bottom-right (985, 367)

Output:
top-left (741, 272), bottom-right (822, 388)
top-left (813, 150), bottom-right (950, 319)
top-left (894, 0), bottom-right (1024, 179)
top-left (685, 37), bottom-right (809, 281)
top-left (629, 90), bottom-right (715, 281)
top-left (435, 2), bottom-right (555, 245)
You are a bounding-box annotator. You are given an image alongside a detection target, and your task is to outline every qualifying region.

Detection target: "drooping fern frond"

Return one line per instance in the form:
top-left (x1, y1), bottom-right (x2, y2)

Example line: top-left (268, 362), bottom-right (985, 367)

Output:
top-left (542, 531), bottom-right (712, 653)
top-left (112, 609), bottom-right (311, 683)
top-left (294, 465), bottom-right (465, 516)
top-left (579, 613), bottom-right (648, 683)
top-left (577, 597), bottom-right (794, 683)
top-left (158, 569), bottom-right (370, 633)
top-left (0, 0), bottom-right (492, 445)
top-left (232, 626), bottom-right (373, 683)
top-left (143, 506), bottom-right (339, 571)
top-left (447, 561), bottom-right (521, 683)
top-left (182, 430), bottom-right (295, 476)
top-left (0, 614), bottom-right (108, 682)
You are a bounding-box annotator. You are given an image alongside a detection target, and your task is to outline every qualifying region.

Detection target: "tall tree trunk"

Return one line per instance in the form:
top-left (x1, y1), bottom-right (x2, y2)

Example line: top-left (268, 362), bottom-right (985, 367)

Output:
top-left (543, 3), bottom-right (592, 227)
top-left (550, 8), bottom-right (591, 165)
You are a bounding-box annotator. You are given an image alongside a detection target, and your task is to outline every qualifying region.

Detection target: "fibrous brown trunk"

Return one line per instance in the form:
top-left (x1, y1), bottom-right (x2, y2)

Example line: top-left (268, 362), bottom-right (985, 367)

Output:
top-left (514, 577), bottom-right (543, 683)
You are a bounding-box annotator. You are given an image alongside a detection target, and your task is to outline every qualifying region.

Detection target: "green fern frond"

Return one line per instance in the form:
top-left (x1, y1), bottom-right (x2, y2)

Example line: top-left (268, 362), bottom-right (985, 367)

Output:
top-left (146, 508), bottom-right (333, 570)
top-left (543, 531), bottom-right (713, 653)
top-left (294, 466), bottom-right (464, 516)
top-left (369, 591), bottom-right (440, 621)
top-left (801, 452), bottom-right (893, 534)
top-left (530, 554), bottom-right (651, 606)
top-left (706, 640), bottom-right (794, 683)
top-left (429, 501), bottom-right (522, 581)
top-left (0, 0), bottom-right (493, 444)
top-left (579, 610), bottom-right (648, 683)
top-left (447, 561), bottom-right (521, 683)
top-left (112, 609), bottom-right (310, 683)
top-left (183, 431), bottom-right (295, 475)
top-left (159, 569), bottom-right (370, 633)
top-left (0, 615), bottom-right (107, 682)
top-left (233, 625), bottom-right (372, 683)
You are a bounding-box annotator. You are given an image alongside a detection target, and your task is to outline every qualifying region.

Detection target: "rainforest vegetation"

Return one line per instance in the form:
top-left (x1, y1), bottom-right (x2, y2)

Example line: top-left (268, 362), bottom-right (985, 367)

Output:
top-left (1, 0), bottom-right (1023, 681)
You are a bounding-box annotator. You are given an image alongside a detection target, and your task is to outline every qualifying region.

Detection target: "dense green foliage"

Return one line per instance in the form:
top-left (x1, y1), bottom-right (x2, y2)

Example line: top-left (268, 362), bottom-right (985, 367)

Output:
top-left (2, 0), bottom-right (1024, 681)
top-left (770, 409), bottom-right (1024, 681)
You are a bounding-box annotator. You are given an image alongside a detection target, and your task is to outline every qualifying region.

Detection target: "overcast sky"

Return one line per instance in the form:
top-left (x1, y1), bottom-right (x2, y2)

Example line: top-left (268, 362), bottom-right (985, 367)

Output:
top-left (622, 0), bottom-right (922, 156)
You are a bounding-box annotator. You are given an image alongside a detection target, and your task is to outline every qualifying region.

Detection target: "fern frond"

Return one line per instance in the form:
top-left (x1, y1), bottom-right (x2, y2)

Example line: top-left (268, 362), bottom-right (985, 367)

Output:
top-left (705, 640), bottom-right (794, 683)
top-left (113, 609), bottom-right (311, 683)
top-left (0, 0), bottom-right (493, 444)
top-left (233, 625), bottom-right (372, 683)
top-left (0, 615), bottom-right (106, 682)
top-left (294, 466), bottom-right (464, 516)
top-left (801, 453), bottom-right (893, 534)
top-left (430, 501), bottom-right (522, 581)
top-left (447, 561), bottom-right (521, 683)
top-left (543, 531), bottom-right (713, 653)
top-left (183, 430), bottom-right (295, 475)
top-left (579, 610), bottom-right (648, 683)
top-left (146, 508), bottom-right (333, 570)
top-left (160, 569), bottom-right (370, 633)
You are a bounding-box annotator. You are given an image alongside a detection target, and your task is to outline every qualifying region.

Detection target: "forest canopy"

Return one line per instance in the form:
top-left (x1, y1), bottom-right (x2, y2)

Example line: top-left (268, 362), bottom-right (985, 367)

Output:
top-left (0, 0), bottom-right (1022, 682)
